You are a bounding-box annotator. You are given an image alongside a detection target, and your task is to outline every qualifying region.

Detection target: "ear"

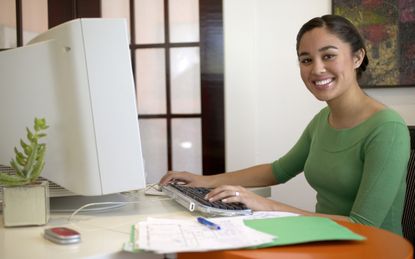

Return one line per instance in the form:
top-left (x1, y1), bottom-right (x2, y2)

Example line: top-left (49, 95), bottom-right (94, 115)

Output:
top-left (353, 48), bottom-right (365, 69)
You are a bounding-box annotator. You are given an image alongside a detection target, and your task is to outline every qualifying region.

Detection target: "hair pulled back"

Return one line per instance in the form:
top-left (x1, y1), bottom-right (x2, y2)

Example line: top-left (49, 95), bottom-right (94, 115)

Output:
top-left (296, 15), bottom-right (369, 79)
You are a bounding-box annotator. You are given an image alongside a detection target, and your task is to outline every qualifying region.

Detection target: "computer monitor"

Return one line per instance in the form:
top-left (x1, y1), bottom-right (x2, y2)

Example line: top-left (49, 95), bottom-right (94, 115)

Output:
top-left (0, 19), bottom-right (146, 203)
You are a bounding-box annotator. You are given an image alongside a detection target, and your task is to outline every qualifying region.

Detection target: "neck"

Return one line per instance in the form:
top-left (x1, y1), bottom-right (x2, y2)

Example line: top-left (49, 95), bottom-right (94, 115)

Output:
top-left (327, 86), bottom-right (381, 129)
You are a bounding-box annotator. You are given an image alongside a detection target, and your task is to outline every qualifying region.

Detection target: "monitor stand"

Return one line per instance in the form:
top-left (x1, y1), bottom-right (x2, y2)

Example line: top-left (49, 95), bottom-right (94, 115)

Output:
top-left (50, 193), bottom-right (128, 213)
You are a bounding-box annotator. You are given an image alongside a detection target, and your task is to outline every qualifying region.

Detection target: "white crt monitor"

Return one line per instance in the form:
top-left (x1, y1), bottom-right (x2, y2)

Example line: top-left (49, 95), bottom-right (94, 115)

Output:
top-left (0, 18), bottom-right (146, 196)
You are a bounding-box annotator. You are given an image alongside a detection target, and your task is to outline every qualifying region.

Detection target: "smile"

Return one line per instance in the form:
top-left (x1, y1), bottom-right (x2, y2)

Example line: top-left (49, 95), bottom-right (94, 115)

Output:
top-left (313, 78), bottom-right (334, 89)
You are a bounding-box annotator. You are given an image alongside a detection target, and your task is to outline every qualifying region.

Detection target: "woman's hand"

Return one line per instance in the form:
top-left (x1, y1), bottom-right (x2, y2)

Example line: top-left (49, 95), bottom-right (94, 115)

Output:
top-left (159, 171), bottom-right (212, 187)
top-left (205, 185), bottom-right (275, 211)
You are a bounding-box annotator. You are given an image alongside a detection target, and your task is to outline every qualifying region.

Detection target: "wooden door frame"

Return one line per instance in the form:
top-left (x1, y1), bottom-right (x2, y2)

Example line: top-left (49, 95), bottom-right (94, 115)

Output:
top-left (14, 0), bottom-right (225, 175)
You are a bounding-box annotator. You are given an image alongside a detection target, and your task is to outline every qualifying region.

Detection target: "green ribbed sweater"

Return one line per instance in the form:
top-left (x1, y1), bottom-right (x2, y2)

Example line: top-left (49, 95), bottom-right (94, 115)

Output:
top-left (272, 107), bottom-right (410, 235)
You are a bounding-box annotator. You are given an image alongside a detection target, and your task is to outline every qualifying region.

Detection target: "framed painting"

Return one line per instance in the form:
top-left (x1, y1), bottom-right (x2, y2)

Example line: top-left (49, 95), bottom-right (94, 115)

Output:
top-left (332, 0), bottom-right (415, 88)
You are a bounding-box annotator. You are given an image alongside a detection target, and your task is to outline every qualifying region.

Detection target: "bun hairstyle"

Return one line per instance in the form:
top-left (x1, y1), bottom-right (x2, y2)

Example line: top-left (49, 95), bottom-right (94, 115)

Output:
top-left (296, 15), bottom-right (369, 79)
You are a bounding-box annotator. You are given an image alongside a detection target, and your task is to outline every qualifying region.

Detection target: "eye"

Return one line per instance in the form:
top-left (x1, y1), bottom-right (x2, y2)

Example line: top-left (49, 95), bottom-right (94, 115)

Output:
top-left (299, 58), bottom-right (312, 65)
top-left (323, 54), bottom-right (336, 60)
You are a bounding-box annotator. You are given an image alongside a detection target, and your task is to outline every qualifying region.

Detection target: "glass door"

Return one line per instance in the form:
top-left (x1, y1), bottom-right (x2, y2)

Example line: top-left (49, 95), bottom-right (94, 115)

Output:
top-left (4, 0), bottom-right (225, 184)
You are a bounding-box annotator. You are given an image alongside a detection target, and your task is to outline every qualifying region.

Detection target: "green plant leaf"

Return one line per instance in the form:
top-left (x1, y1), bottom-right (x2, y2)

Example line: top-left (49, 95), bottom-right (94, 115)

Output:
top-left (30, 157), bottom-right (45, 182)
top-left (35, 117), bottom-right (49, 130)
top-left (23, 142), bottom-right (38, 179)
top-left (14, 147), bottom-right (27, 166)
top-left (36, 144), bottom-right (46, 160)
top-left (22, 145), bottom-right (32, 156)
top-left (0, 117), bottom-right (48, 186)
top-left (0, 173), bottom-right (29, 186)
top-left (20, 139), bottom-right (31, 155)
top-left (26, 127), bottom-right (36, 143)
top-left (10, 159), bottom-right (24, 178)
top-left (15, 155), bottom-right (26, 167)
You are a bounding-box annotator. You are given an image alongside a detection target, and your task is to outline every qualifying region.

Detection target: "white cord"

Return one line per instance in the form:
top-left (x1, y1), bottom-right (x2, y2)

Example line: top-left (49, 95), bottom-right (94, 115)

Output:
top-left (67, 194), bottom-right (172, 223)
top-left (68, 201), bottom-right (132, 222)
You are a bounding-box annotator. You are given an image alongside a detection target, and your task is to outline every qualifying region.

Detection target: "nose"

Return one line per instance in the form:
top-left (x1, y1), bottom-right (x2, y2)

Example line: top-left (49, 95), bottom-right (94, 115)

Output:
top-left (311, 59), bottom-right (326, 74)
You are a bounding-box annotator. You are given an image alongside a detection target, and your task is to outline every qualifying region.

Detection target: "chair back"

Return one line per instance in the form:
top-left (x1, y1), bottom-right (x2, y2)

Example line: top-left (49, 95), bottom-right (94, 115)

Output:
top-left (402, 126), bottom-right (415, 245)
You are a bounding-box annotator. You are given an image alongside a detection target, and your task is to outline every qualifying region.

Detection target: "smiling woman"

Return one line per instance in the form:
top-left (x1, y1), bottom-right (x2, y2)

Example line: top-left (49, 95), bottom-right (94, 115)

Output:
top-left (296, 15), bottom-right (383, 129)
top-left (296, 15), bottom-right (369, 79)
top-left (159, 14), bottom-right (411, 237)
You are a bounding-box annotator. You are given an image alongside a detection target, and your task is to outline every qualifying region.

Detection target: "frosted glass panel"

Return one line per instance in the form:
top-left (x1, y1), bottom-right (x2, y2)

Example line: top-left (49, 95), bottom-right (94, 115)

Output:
top-left (22, 0), bottom-right (48, 44)
top-left (169, 0), bottom-right (199, 43)
top-left (101, 0), bottom-right (130, 41)
top-left (136, 49), bottom-right (167, 114)
top-left (139, 119), bottom-right (168, 184)
top-left (172, 118), bottom-right (202, 174)
top-left (0, 0), bottom-right (15, 27)
top-left (135, 0), bottom-right (164, 44)
top-left (0, 0), bottom-right (16, 48)
top-left (170, 47), bottom-right (201, 114)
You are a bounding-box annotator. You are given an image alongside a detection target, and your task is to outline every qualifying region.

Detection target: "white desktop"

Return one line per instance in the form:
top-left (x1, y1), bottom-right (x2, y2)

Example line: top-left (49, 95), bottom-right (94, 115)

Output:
top-left (0, 191), bottom-right (187, 259)
top-left (0, 187), bottom-right (271, 259)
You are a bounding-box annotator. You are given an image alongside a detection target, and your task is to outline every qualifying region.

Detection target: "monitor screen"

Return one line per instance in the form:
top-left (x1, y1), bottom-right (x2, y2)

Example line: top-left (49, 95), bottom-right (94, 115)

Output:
top-left (0, 18), bottom-right (146, 198)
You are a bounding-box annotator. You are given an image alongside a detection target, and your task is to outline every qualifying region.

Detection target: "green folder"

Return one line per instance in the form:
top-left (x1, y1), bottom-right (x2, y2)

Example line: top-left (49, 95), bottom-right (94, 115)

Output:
top-left (243, 216), bottom-right (365, 248)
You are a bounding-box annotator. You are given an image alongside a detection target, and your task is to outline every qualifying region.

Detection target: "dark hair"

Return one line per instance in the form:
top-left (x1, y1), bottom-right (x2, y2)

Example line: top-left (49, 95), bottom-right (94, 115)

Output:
top-left (296, 15), bottom-right (369, 79)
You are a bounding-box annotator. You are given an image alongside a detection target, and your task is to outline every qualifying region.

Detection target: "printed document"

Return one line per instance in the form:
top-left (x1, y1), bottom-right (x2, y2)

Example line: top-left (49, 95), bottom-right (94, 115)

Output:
top-left (135, 217), bottom-right (276, 253)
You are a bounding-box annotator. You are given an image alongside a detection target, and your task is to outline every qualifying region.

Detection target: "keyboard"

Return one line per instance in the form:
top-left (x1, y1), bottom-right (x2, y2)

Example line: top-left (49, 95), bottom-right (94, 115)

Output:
top-left (161, 183), bottom-right (252, 216)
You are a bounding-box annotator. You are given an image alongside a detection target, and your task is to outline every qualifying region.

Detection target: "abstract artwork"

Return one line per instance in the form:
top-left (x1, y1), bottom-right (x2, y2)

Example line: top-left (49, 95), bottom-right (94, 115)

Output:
top-left (333, 0), bottom-right (415, 88)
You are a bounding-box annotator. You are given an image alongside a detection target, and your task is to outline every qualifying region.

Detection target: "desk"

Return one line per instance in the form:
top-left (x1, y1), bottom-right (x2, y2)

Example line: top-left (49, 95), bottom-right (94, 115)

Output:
top-left (0, 188), bottom-right (412, 259)
top-left (0, 187), bottom-right (270, 259)
top-left (0, 191), bottom-right (189, 259)
top-left (177, 221), bottom-right (413, 259)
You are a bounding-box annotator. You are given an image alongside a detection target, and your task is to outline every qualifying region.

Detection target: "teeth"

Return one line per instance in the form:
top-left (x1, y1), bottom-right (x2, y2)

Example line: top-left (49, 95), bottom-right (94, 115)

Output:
top-left (315, 79), bottom-right (332, 86)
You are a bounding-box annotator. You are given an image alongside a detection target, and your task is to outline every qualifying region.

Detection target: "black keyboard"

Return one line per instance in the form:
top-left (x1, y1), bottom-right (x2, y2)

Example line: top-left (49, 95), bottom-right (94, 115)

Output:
top-left (161, 183), bottom-right (252, 216)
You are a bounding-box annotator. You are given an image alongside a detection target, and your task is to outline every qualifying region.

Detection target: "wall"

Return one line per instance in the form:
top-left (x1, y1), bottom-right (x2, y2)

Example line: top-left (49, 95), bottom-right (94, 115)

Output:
top-left (224, 0), bottom-right (415, 211)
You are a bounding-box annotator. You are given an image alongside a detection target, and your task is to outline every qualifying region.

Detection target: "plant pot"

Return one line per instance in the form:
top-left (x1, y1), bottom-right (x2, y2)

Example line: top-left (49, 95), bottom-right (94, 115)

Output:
top-left (2, 181), bottom-right (50, 227)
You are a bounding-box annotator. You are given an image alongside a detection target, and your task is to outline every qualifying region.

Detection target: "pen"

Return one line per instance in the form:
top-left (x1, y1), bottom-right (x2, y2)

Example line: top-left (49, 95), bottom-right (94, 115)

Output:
top-left (197, 217), bottom-right (221, 230)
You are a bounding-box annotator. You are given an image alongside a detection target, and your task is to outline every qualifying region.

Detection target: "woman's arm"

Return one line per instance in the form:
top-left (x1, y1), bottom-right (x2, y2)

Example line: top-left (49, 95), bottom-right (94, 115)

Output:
top-left (209, 164), bottom-right (277, 187)
top-left (349, 122), bottom-right (410, 227)
top-left (206, 184), bottom-right (352, 222)
top-left (159, 164), bottom-right (277, 188)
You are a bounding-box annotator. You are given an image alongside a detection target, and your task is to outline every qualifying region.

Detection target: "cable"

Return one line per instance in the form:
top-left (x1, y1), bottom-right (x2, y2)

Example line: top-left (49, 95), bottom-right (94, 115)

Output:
top-left (67, 191), bottom-right (172, 223)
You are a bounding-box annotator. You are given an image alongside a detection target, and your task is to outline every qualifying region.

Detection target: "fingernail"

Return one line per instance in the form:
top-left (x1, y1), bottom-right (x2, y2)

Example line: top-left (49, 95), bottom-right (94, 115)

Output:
top-left (222, 199), bottom-right (227, 202)
top-left (204, 194), bottom-right (208, 199)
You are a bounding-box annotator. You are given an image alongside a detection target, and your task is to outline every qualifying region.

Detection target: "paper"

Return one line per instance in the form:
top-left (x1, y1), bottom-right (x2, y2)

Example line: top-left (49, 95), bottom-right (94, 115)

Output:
top-left (123, 213), bottom-right (365, 254)
top-left (228, 210), bottom-right (299, 220)
top-left (132, 217), bottom-right (276, 253)
top-left (243, 216), bottom-right (365, 248)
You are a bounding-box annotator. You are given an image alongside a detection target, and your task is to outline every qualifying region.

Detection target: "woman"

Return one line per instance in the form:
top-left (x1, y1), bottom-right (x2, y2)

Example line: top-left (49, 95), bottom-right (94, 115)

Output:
top-left (159, 15), bottom-right (410, 235)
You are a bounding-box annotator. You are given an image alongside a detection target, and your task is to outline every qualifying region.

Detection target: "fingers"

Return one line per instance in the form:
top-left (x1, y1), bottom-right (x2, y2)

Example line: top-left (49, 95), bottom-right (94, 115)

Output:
top-left (205, 185), bottom-right (244, 203)
top-left (159, 171), bottom-right (187, 186)
top-left (158, 171), bottom-right (174, 185)
top-left (206, 185), bottom-right (273, 211)
top-left (221, 191), bottom-right (242, 203)
top-left (159, 171), bottom-right (201, 186)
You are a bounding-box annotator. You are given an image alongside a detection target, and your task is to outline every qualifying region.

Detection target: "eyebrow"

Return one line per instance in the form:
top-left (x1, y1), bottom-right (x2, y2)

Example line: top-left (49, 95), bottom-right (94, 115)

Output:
top-left (298, 45), bottom-right (339, 57)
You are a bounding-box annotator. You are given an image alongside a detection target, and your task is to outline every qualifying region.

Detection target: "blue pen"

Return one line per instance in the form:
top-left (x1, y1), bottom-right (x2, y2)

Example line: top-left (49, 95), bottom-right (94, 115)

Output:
top-left (197, 217), bottom-right (221, 230)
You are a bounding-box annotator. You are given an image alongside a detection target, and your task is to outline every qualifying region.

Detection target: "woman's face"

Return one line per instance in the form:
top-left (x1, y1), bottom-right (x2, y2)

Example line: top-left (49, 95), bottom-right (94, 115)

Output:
top-left (297, 27), bottom-right (363, 102)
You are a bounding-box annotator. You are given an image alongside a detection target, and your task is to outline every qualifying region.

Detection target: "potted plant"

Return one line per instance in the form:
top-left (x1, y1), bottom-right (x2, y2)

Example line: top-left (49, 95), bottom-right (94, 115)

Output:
top-left (0, 117), bottom-right (49, 227)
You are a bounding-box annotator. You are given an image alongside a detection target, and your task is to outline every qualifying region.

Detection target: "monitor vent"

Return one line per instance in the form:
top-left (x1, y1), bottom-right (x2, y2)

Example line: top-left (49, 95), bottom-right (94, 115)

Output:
top-left (0, 164), bottom-right (76, 199)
